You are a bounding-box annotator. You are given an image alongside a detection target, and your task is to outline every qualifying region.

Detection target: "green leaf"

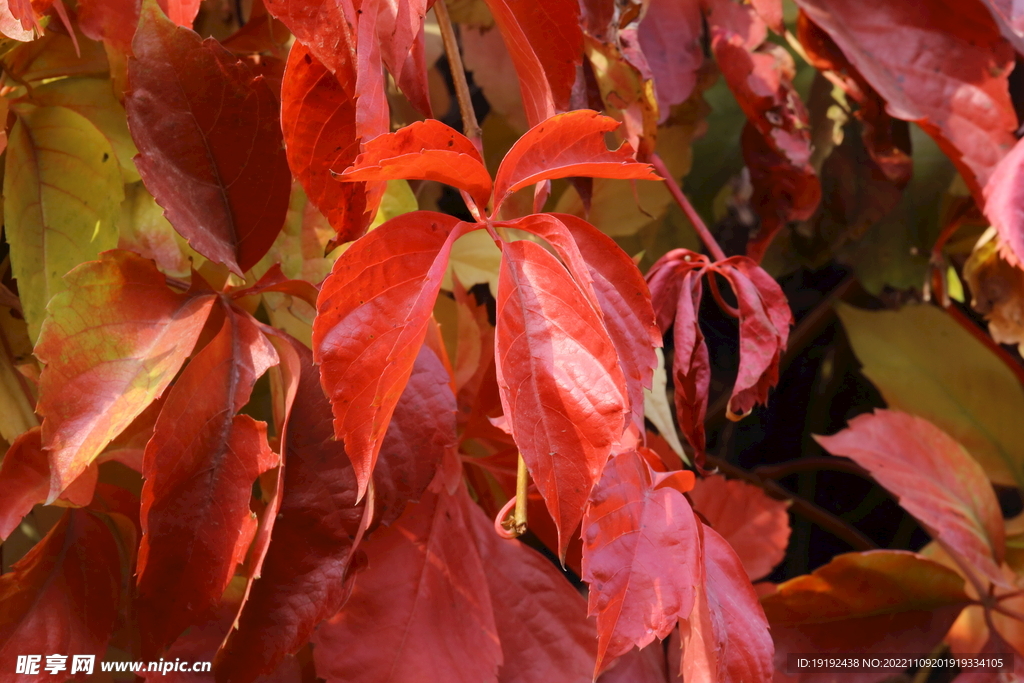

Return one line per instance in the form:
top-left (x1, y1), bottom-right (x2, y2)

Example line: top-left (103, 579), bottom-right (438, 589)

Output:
top-left (837, 302), bottom-right (1024, 488)
top-left (4, 105), bottom-right (123, 341)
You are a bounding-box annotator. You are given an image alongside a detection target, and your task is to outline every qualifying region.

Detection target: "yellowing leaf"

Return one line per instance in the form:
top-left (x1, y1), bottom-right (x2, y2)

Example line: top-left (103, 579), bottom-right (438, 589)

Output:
top-left (4, 105), bottom-right (123, 341)
top-left (963, 228), bottom-right (1024, 355)
top-left (837, 302), bottom-right (1024, 488)
top-left (0, 353), bottom-right (35, 443)
top-left (443, 230), bottom-right (502, 296)
top-left (29, 77), bottom-right (140, 182)
top-left (643, 347), bottom-right (688, 464)
top-left (369, 179), bottom-right (418, 230)
top-left (119, 181), bottom-right (198, 279)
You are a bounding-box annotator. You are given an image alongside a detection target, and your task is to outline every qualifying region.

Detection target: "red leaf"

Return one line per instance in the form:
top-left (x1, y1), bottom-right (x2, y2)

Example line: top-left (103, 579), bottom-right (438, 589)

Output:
top-left (0, 509), bottom-right (128, 680)
top-left (495, 238), bottom-right (628, 558)
top-left (815, 410), bottom-right (1007, 588)
top-left (281, 42), bottom-right (376, 243)
top-left (597, 644), bottom-right (670, 683)
top-left (761, 550), bottom-right (971, 681)
top-left (679, 524), bottom-right (774, 683)
top-left (338, 120), bottom-right (493, 214)
top-left (0, 428), bottom-right (98, 541)
top-left (713, 257), bottom-right (792, 419)
top-left (492, 111), bottom-right (659, 214)
top-left (136, 307), bottom-right (280, 654)
top-left (541, 213), bottom-right (662, 433)
top-left (481, 0), bottom-right (582, 127)
top-left (35, 250), bottom-right (215, 501)
top-left (582, 450), bottom-right (702, 674)
top-left (794, 0), bottom-right (1017, 197)
top-left (216, 338), bottom-right (364, 683)
top-left (984, 136), bottom-right (1024, 267)
top-left (126, 1), bottom-right (292, 275)
top-left (262, 0), bottom-right (356, 77)
top-left (687, 474), bottom-right (790, 581)
top-left (311, 489), bottom-right (502, 683)
top-left (77, 0), bottom-right (137, 52)
top-left (463, 487), bottom-right (597, 683)
top-left (313, 212), bottom-right (474, 498)
top-left (637, 0), bottom-right (703, 120)
top-left (374, 344), bottom-right (456, 526)
top-left (377, 0), bottom-right (431, 117)
top-left (232, 263), bottom-right (320, 309)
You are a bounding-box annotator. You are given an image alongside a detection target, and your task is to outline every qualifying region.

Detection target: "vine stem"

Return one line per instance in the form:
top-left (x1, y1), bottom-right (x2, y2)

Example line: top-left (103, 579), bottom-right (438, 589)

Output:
top-left (705, 454), bottom-right (877, 551)
top-left (513, 453), bottom-right (529, 534)
top-left (651, 153), bottom-right (727, 262)
top-left (433, 0), bottom-right (482, 150)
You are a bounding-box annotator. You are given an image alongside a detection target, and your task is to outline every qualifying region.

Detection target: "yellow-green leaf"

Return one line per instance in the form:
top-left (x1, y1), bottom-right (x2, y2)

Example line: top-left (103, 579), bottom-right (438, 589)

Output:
top-left (4, 105), bottom-right (123, 341)
top-left (837, 302), bottom-right (1024, 488)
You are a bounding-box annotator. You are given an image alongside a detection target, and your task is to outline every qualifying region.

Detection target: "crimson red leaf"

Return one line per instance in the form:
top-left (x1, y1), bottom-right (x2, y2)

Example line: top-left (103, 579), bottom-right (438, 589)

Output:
top-left (216, 338), bottom-right (364, 683)
top-left (377, 0), bottom-right (431, 117)
top-left (495, 238), bottom-right (628, 558)
top-left (0, 509), bottom-right (128, 680)
top-left (312, 488), bottom-right (502, 683)
top-left (262, 0), bottom-right (355, 76)
top-left (463, 486), bottom-right (596, 683)
top-left (637, 0), bottom-right (703, 120)
top-left (713, 257), bottom-right (792, 419)
top-left (77, 0), bottom-right (138, 52)
top-left (126, 1), bottom-right (292, 275)
top-left (0, 428), bottom-right (97, 541)
top-left (492, 111), bottom-right (659, 213)
top-left (687, 474), bottom-right (790, 581)
top-left (35, 250), bottom-right (216, 501)
top-left (137, 307), bottom-right (280, 654)
top-left (313, 212), bottom-right (474, 498)
top-left (582, 450), bottom-right (702, 674)
top-left (815, 410), bottom-right (1007, 588)
top-left (232, 263), bottom-right (319, 309)
top-left (597, 644), bottom-right (670, 683)
top-left (679, 524), bottom-right (774, 683)
top-left (281, 41), bottom-right (376, 243)
top-left (794, 0), bottom-right (1017, 198)
top-left (338, 120), bottom-right (493, 213)
top-left (762, 550), bottom-right (971, 682)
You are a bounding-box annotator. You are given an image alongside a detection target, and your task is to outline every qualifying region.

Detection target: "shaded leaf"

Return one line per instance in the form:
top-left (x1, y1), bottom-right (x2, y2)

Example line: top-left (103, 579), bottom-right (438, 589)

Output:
top-left (35, 251), bottom-right (215, 501)
top-left (816, 409), bottom-right (1006, 588)
top-left (836, 302), bottom-right (1024, 488)
top-left (582, 449), bottom-right (701, 674)
top-left (495, 238), bottom-right (627, 557)
top-left (637, 0), bottom-right (702, 121)
top-left (126, 1), bottom-right (291, 275)
top-left (963, 229), bottom-right (1024, 352)
top-left (4, 105), bottom-right (123, 341)
top-left (136, 307), bottom-right (279, 653)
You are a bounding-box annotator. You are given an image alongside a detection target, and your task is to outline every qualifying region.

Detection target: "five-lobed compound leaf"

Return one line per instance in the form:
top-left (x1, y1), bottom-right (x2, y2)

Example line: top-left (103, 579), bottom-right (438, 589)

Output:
top-left (338, 119), bottom-right (493, 213)
top-left (761, 550), bottom-right (971, 682)
top-left (312, 488), bottom-right (502, 683)
top-left (126, 0), bottom-right (291, 276)
top-left (679, 524), bottom-right (774, 683)
top-left (0, 509), bottom-right (129, 681)
top-left (313, 211), bottom-right (474, 498)
top-left (582, 449), bottom-right (701, 675)
top-left (4, 104), bottom-right (123, 342)
top-left (281, 41), bottom-right (375, 243)
top-left (492, 111), bottom-right (659, 213)
top-left (35, 250), bottom-right (216, 502)
top-left (136, 305), bottom-right (280, 654)
top-left (816, 410), bottom-right (1007, 588)
top-left (495, 238), bottom-right (628, 558)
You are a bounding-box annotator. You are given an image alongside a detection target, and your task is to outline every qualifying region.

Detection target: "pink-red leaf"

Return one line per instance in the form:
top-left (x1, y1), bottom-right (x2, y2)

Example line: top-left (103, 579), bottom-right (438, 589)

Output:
top-left (281, 41), bottom-right (376, 243)
top-left (495, 238), bottom-right (628, 558)
top-left (582, 450), bottom-right (702, 674)
top-left (338, 120), bottom-right (492, 213)
top-left (35, 250), bottom-right (215, 501)
top-left (815, 410), bottom-right (1007, 588)
top-left (984, 136), bottom-right (1024, 267)
top-left (687, 474), bottom-right (790, 581)
top-left (492, 111), bottom-right (659, 213)
top-left (313, 212), bottom-right (473, 499)
top-left (679, 524), bottom-right (774, 683)
top-left (637, 0), bottom-right (703, 120)
top-left (136, 307), bottom-right (279, 654)
top-left (126, 2), bottom-right (292, 275)
top-left (262, 0), bottom-right (356, 76)
top-left (0, 509), bottom-right (128, 681)
top-left (312, 489), bottom-right (502, 683)
top-left (794, 0), bottom-right (1017, 198)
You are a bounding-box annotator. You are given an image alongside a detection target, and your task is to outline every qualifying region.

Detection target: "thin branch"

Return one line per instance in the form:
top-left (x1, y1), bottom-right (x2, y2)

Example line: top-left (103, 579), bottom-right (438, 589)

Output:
top-left (433, 0), bottom-right (482, 149)
top-left (705, 454), bottom-right (878, 551)
top-left (754, 457), bottom-right (869, 481)
top-left (513, 453), bottom-right (528, 535)
top-left (651, 153), bottom-right (727, 262)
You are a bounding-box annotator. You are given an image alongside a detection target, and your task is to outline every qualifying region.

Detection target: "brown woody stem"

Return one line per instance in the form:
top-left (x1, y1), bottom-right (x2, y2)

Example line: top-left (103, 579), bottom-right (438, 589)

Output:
top-left (705, 454), bottom-right (877, 551)
top-left (651, 153), bottom-right (727, 262)
top-left (755, 457), bottom-right (869, 480)
top-left (513, 453), bottom-right (529, 534)
top-left (433, 0), bottom-right (482, 149)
